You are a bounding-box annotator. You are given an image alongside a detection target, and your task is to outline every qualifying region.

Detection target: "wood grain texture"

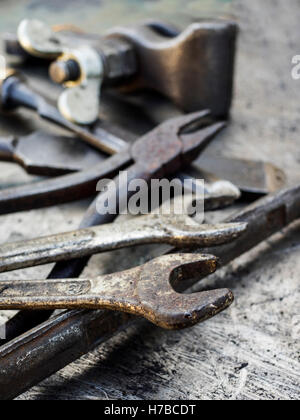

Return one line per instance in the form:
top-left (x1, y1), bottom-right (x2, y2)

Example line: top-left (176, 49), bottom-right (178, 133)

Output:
top-left (0, 0), bottom-right (299, 400)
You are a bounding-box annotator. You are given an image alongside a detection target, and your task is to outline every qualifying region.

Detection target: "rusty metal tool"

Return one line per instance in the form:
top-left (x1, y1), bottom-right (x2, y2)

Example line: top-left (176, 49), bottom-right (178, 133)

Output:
top-left (0, 130), bottom-right (284, 198)
top-left (0, 130), bottom-right (240, 208)
top-left (0, 212), bottom-right (247, 273)
top-left (11, 19), bottom-right (237, 123)
top-left (0, 110), bottom-right (225, 215)
top-left (0, 253), bottom-right (234, 330)
top-left (0, 110), bottom-right (226, 344)
top-left (53, 111), bottom-right (226, 228)
top-left (0, 184), bottom-right (299, 400)
top-left (0, 131), bottom-right (107, 177)
top-left (0, 70), bottom-right (127, 154)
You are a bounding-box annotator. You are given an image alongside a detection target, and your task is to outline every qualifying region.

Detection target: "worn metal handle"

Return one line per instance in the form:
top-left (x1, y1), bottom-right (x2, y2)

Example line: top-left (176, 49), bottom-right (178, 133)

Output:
top-left (0, 213), bottom-right (247, 273)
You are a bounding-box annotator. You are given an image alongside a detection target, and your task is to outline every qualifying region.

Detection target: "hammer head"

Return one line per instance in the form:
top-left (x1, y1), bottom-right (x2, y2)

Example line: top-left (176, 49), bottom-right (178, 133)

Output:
top-left (108, 20), bottom-right (238, 118)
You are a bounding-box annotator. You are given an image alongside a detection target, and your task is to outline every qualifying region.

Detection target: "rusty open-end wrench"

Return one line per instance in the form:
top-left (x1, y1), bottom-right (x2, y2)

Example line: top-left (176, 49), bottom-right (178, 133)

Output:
top-left (0, 212), bottom-right (247, 273)
top-left (0, 254), bottom-right (233, 330)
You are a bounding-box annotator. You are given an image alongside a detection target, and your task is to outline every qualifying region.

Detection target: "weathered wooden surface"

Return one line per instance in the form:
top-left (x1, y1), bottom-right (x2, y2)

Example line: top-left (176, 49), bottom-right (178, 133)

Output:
top-left (0, 0), bottom-right (299, 400)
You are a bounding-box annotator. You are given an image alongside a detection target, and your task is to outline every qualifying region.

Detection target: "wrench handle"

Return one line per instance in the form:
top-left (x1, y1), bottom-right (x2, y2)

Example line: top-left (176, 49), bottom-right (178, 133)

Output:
top-left (40, 160), bottom-right (145, 283)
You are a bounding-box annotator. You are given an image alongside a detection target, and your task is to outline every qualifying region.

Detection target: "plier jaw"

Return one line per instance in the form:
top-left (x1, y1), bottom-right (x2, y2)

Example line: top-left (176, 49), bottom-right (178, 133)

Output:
top-left (150, 109), bottom-right (227, 165)
top-left (131, 110), bottom-right (226, 178)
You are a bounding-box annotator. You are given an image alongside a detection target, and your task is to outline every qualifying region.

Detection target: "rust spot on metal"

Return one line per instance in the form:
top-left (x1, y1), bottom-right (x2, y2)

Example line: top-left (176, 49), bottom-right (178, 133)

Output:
top-left (266, 205), bottom-right (287, 231)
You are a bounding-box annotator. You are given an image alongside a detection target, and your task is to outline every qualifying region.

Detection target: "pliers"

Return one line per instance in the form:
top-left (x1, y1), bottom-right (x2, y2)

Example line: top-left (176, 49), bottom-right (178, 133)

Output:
top-left (0, 110), bottom-right (225, 216)
top-left (0, 130), bottom-right (240, 210)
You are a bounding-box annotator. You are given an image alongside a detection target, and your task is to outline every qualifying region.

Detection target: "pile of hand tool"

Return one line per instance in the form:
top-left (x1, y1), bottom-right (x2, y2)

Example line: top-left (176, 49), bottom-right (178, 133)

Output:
top-left (0, 18), bottom-right (296, 400)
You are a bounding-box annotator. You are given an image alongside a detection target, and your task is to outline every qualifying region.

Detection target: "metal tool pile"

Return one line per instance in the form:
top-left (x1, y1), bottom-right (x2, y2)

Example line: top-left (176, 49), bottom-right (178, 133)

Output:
top-left (0, 18), bottom-right (297, 400)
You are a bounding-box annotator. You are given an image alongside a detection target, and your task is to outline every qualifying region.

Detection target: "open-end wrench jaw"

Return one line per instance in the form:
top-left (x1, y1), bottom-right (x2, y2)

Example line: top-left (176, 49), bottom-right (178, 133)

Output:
top-left (161, 214), bottom-right (248, 248)
top-left (136, 254), bottom-right (234, 329)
